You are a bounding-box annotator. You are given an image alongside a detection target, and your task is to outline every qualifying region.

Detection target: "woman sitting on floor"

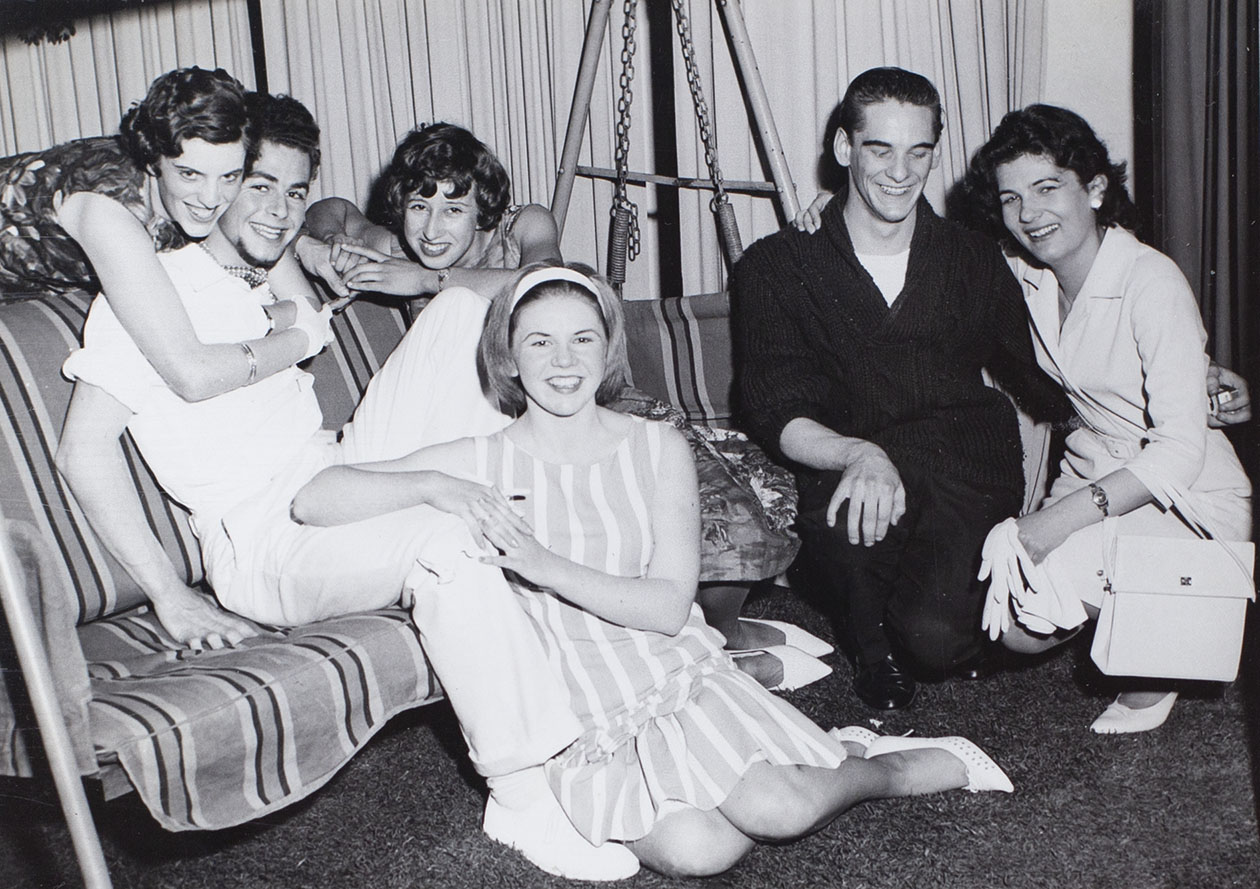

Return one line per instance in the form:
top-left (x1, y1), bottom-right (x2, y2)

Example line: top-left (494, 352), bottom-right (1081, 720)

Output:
top-left (302, 122), bottom-right (832, 691)
top-left (965, 105), bottom-right (1252, 734)
top-left (290, 263), bottom-right (1014, 879)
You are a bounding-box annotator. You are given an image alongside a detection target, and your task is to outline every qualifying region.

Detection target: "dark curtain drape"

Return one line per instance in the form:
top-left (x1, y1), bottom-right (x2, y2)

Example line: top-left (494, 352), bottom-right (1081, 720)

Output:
top-left (1135, 0), bottom-right (1259, 383)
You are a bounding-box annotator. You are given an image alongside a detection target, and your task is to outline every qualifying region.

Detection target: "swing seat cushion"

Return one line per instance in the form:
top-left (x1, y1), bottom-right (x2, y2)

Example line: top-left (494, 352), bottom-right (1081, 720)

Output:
top-left (610, 386), bottom-right (799, 582)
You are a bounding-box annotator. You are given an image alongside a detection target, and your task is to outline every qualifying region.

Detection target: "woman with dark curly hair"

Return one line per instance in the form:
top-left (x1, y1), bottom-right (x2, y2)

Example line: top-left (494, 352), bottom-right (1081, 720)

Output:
top-left (297, 122), bottom-right (561, 310)
top-left (967, 104), bottom-right (1251, 734)
top-left (0, 67), bottom-right (332, 401)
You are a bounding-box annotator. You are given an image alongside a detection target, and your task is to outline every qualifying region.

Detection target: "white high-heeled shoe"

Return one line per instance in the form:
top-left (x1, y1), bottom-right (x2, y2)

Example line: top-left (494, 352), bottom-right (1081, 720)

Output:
top-left (862, 734), bottom-right (1014, 793)
top-left (828, 725), bottom-right (879, 752)
top-left (732, 645), bottom-right (832, 691)
top-left (1089, 692), bottom-right (1178, 735)
top-left (734, 617), bottom-right (835, 657)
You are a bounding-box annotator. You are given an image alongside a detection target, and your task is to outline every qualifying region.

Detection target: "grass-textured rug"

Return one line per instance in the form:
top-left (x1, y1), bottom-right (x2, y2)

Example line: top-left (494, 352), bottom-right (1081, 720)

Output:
top-left (2, 585), bottom-right (1257, 889)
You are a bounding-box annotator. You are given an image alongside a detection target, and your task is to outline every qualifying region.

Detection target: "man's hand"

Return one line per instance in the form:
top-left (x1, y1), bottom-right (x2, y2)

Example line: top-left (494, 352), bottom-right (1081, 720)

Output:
top-left (150, 582), bottom-right (258, 650)
top-left (827, 443), bottom-right (906, 546)
top-left (1208, 362), bottom-right (1251, 427)
top-left (294, 233), bottom-right (352, 298)
top-left (340, 244), bottom-right (433, 296)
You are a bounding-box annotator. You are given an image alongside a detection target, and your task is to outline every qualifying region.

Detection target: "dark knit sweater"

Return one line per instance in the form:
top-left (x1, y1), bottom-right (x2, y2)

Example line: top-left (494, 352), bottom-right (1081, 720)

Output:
top-left (732, 196), bottom-right (1061, 505)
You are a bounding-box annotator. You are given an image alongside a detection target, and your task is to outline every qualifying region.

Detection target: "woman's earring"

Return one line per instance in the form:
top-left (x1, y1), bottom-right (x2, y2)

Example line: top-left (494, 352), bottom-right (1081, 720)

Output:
top-left (1090, 198), bottom-right (1102, 210)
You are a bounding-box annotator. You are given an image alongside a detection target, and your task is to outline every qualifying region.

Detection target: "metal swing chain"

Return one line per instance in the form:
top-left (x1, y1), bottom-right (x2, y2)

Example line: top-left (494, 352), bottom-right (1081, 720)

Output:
top-left (610, 0), bottom-right (641, 276)
top-left (670, 0), bottom-right (725, 208)
top-left (670, 0), bottom-right (742, 262)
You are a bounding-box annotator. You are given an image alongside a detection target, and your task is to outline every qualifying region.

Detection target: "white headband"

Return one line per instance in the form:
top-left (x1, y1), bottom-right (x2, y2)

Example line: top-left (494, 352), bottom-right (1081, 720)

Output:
top-left (509, 267), bottom-right (602, 310)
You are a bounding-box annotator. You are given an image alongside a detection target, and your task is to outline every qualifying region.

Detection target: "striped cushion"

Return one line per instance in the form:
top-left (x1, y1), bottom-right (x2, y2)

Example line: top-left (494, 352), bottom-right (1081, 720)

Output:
top-left (80, 605), bottom-right (437, 830)
top-left (0, 293), bottom-right (408, 624)
top-left (623, 291), bottom-right (735, 428)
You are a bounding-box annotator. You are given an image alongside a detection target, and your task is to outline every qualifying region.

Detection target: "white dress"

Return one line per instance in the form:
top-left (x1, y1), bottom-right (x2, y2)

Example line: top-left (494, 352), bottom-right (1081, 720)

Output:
top-left (473, 418), bottom-right (846, 844)
top-left (1009, 227), bottom-right (1251, 630)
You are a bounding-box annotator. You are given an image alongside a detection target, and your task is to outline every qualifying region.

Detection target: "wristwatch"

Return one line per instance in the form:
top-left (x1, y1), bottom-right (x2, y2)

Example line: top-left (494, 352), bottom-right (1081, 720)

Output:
top-left (436, 267), bottom-right (450, 291)
top-left (1088, 482), bottom-right (1110, 517)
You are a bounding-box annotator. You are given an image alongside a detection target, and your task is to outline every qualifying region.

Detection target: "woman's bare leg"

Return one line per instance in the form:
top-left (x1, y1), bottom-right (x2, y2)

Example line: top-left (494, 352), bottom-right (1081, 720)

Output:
top-left (720, 753), bottom-right (968, 842)
top-left (626, 806), bottom-right (755, 878)
top-left (627, 750), bottom-right (970, 875)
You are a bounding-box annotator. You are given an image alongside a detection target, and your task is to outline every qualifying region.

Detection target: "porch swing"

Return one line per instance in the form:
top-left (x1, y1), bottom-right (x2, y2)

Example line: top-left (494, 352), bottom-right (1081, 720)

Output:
top-left (550, 0), bottom-right (801, 427)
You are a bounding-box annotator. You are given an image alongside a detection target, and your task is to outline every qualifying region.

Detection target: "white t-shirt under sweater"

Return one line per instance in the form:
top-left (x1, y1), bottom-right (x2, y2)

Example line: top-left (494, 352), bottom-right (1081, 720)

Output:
top-left (62, 245), bottom-right (325, 535)
top-left (855, 248), bottom-right (910, 306)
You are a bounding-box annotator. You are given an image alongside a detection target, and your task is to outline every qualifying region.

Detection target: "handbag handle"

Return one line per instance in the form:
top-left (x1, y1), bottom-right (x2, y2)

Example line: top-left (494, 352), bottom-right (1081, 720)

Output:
top-left (1099, 478), bottom-right (1254, 591)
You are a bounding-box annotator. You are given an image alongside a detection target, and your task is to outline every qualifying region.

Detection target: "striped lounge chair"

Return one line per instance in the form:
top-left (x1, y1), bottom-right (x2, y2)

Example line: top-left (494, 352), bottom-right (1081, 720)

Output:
top-left (0, 293), bottom-right (443, 838)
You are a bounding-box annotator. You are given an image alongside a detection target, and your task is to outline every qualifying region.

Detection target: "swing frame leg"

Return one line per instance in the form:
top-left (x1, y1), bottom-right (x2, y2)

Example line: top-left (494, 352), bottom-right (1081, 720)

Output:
top-left (551, 0), bottom-right (615, 237)
top-left (716, 0), bottom-right (800, 221)
top-left (0, 521), bottom-right (112, 889)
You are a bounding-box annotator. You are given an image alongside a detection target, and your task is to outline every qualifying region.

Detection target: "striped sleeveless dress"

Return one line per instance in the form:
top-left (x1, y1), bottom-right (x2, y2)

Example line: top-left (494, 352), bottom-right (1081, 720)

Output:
top-left (474, 417), bottom-right (845, 845)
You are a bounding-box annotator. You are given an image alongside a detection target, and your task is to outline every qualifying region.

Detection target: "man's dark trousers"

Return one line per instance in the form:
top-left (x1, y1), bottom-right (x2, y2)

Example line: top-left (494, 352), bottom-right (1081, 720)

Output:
top-left (795, 460), bottom-right (1020, 674)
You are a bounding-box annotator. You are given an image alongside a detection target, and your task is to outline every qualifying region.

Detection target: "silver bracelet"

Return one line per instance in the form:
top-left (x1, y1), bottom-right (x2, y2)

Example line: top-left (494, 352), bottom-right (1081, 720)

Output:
top-left (437, 267), bottom-right (450, 291)
top-left (240, 341), bottom-right (258, 385)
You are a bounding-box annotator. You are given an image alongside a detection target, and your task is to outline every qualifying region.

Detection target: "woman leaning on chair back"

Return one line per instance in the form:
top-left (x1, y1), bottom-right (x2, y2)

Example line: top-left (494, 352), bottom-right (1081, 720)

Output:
top-left (965, 104), bottom-right (1252, 734)
top-left (0, 66), bottom-right (330, 400)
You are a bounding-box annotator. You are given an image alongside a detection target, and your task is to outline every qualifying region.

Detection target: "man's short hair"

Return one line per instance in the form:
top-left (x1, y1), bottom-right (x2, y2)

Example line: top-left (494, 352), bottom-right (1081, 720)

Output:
top-left (379, 123), bottom-right (511, 231)
top-left (245, 92), bottom-right (320, 178)
top-left (837, 67), bottom-right (943, 143)
top-left (119, 67), bottom-right (254, 172)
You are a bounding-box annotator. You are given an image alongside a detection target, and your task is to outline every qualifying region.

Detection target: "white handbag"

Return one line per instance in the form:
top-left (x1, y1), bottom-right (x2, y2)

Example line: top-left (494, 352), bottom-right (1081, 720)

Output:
top-left (1090, 507), bottom-right (1255, 682)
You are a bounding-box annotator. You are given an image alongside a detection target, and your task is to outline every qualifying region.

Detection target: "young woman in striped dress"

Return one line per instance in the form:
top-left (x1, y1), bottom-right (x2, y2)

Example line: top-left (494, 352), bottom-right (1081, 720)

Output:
top-left (291, 264), bottom-right (1015, 879)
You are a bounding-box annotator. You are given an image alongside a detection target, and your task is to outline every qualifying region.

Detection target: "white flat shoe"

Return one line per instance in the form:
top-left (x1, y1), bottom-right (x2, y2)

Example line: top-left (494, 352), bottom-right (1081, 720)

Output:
top-left (1089, 692), bottom-right (1177, 735)
top-left (828, 725), bottom-right (880, 752)
top-left (484, 794), bottom-right (639, 880)
top-left (863, 734), bottom-right (1014, 793)
top-left (735, 617), bottom-right (835, 657)
top-left (732, 645), bottom-right (832, 691)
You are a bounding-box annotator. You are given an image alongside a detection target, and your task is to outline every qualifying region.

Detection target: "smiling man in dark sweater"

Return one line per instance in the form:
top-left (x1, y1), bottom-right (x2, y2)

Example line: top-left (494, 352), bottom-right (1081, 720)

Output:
top-left (733, 67), bottom-right (1060, 710)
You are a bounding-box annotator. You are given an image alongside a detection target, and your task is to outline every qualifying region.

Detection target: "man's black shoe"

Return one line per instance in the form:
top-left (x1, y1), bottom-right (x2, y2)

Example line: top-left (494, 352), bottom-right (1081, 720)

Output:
top-left (955, 650), bottom-right (1001, 681)
top-left (852, 654), bottom-right (916, 710)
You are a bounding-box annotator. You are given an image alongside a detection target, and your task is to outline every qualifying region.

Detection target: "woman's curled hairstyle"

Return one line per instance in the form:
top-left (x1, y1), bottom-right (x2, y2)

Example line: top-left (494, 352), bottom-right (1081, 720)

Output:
top-left (380, 123), bottom-right (511, 231)
top-left (119, 67), bottom-right (254, 173)
top-left (478, 263), bottom-right (630, 417)
top-left (963, 103), bottom-right (1138, 245)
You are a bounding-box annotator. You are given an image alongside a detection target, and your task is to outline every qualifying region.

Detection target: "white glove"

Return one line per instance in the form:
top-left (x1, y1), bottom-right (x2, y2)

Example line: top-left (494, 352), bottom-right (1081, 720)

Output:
top-left (978, 518), bottom-right (1022, 640)
top-left (290, 298), bottom-right (335, 361)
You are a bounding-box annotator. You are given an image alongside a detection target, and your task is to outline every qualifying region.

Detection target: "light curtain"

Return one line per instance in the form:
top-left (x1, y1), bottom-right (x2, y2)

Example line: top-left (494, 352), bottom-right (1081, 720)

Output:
top-left (666, 0), bottom-right (1046, 297)
top-left (258, 0), bottom-right (620, 287)
top-left (258, 0), bottom-right (1046, 301)
top-left (0, 0), bottom-right (1045, 303)
top-left (0, 0), bottom-right (256, 155)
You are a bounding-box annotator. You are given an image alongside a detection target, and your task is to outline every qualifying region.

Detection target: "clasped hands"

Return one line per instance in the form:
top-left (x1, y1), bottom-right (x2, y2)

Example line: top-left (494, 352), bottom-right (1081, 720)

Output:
top-left (296, 234), bottom-right (433, 300)
top-left (428, 475), bottom-right (559, 586)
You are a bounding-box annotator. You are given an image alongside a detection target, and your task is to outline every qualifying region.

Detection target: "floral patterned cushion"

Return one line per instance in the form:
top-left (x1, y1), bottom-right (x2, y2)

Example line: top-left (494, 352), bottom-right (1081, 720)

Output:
top-left (610, 386), bottom-right (799, 583)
